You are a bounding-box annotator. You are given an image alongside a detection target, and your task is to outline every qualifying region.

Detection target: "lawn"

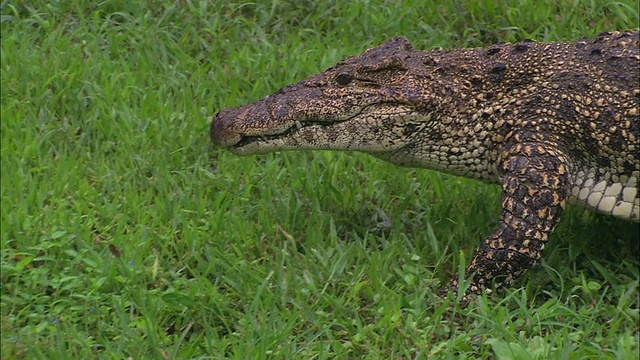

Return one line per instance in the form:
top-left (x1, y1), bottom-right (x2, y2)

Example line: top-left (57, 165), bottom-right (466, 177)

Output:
top-left (1, 0), bottom-right (638, 358)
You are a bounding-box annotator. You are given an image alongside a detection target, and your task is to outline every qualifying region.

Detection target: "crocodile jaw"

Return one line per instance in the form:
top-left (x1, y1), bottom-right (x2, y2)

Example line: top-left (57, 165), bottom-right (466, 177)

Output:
top-left (211, 97), bottom-right (425, 155)
top-left (210, 84), bottom-right (371, 154)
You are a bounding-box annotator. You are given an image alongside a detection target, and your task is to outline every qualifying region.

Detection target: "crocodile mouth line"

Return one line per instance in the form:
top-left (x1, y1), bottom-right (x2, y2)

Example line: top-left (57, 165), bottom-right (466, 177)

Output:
top-left (232, 104), bottom-right (383, 149)
top-left (232, 102), bottom-right (408, 149)
top-left (233, 118), bottom-right (349, 149)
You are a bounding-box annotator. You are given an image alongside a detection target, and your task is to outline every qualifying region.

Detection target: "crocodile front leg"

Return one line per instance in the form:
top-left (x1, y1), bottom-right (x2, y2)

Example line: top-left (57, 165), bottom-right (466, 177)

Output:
top-left (452, 134), bottom-right (570, 297)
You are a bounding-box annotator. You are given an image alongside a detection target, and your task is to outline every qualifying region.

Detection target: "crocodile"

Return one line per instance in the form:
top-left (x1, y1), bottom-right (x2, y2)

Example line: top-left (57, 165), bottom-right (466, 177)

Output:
top-left (210, 31), bottom-right (640, 298)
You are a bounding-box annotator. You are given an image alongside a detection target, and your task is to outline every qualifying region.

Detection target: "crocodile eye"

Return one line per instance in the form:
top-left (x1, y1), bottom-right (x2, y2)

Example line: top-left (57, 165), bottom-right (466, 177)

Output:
top-left (334, 73), bottom-right (353, 86)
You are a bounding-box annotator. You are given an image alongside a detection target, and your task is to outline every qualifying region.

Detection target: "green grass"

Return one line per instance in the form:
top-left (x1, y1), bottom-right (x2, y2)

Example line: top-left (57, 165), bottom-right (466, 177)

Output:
top-left (1, 0), bottom-right (639, 358)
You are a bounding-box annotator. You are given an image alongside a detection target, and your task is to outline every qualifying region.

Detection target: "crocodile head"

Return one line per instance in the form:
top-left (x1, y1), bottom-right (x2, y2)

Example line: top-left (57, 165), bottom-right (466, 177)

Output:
top-left (211, 37), bottom-right (440, 156)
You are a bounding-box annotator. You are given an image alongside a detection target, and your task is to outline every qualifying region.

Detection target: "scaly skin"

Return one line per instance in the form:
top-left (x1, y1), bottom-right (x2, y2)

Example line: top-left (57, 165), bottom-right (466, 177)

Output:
top-left (211, 31), bottom-right (639, 298)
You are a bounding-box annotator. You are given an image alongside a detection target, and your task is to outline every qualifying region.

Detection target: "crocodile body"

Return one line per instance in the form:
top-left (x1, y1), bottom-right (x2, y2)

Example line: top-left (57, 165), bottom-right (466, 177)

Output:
top-left (211, 31), bottom-right (640, 297)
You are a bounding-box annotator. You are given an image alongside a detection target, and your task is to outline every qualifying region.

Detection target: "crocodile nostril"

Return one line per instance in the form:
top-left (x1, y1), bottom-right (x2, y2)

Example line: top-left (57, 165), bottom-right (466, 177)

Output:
top-left (210, 106), bottom-right (249, 148)
top-left (210, 110), bottom-right (231, 146)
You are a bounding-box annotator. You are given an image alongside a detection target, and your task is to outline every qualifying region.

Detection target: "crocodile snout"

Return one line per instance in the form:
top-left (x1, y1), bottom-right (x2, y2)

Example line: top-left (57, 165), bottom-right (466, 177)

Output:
top-left (210, 107), bottom-right (244, 148)
top-left (211, 95), bottom-right (296, 150)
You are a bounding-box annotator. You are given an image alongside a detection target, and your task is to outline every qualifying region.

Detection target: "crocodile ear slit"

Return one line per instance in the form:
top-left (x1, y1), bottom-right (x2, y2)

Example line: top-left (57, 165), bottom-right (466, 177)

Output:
top-left (360, 55), bottom-right (408, 73)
